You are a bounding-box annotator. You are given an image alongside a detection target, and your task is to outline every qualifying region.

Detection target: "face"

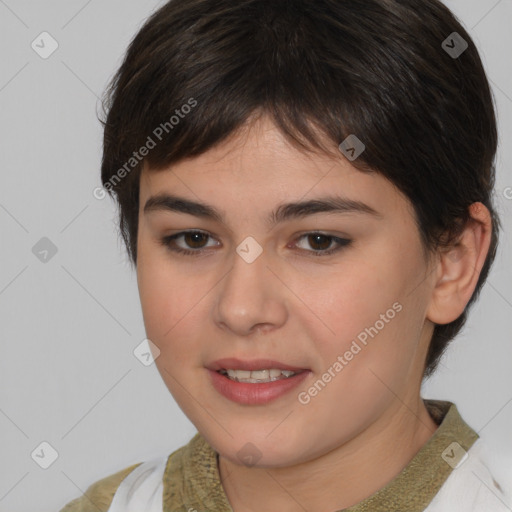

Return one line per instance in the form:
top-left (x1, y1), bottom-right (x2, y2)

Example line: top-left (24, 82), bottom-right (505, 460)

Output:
top-left (136, 115), bottom-right (438, 467)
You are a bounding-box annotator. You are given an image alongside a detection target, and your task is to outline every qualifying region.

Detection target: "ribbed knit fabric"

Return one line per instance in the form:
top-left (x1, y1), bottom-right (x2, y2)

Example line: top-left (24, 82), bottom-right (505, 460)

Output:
top-left (59, 399), bottom-right (482, 511)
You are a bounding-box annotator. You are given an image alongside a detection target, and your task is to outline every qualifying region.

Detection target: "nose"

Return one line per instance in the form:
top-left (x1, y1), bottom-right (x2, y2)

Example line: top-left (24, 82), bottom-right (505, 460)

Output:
top-left (213, 242), bottom-right (288, 337)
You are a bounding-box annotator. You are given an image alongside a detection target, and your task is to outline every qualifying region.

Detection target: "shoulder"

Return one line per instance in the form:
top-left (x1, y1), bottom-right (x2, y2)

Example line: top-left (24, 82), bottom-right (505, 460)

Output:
top-left (58, 440), bottom-right (194, 512)
top-left (58, 462), bottom-right (144, 512)
top-left (426, 438), bottom-right (512, 511)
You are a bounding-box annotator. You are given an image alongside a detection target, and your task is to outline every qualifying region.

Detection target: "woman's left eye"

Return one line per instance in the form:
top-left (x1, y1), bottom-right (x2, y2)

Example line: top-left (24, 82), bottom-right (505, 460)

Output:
top-left (293, 233), bottom-right (352, 256)
top-left (159, 231), bottom-right (352, 257)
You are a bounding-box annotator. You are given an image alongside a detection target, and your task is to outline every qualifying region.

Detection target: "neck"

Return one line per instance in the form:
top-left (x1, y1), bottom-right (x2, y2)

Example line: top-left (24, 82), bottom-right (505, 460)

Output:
top-left (218, 397), bottom-right (438, 512)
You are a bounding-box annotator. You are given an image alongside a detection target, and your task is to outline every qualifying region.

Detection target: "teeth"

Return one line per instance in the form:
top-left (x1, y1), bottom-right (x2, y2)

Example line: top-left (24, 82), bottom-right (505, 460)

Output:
top-left (222, 368), bottom-right (298, 382)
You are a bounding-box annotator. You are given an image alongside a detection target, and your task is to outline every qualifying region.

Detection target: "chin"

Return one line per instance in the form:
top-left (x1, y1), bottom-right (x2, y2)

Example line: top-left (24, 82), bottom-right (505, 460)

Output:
top-left (206, 429), bottom-right (307, 469)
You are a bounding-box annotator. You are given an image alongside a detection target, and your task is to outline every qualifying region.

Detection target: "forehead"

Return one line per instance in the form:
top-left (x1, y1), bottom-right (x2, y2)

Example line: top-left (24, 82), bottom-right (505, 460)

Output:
top-left (139, 116), bottom-right (412, 224)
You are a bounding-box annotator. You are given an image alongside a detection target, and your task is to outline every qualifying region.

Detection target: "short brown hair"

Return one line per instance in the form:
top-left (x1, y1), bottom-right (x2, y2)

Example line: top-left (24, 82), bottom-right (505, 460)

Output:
top-left (100, 0), bottom-right (500, 378)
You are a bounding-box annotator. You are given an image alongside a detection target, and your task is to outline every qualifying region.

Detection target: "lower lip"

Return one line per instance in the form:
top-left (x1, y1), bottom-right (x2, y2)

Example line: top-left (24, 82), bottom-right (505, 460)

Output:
top-left (208, 369), bottom-right (311, 405)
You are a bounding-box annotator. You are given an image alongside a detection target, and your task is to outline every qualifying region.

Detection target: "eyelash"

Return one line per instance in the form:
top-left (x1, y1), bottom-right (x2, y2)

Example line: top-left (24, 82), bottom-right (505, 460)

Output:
top-left (159, 230), bottom-right (352, 258)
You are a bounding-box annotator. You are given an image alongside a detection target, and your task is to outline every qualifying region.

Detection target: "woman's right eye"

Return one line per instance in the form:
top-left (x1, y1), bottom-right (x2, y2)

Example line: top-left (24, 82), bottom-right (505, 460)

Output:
top-left (160, 230), bottom-right (218, 256)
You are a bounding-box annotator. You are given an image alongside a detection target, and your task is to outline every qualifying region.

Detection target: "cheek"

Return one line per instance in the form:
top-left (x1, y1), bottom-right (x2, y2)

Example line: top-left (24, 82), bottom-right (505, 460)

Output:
top-left (306, 244), bottom-right (423, 371)
top-left (304, 260), bottom-right (392, 338)
top-left (139, 273), bottom-right (206, 380)
top-left (137, 243), bottom-right (203, 353)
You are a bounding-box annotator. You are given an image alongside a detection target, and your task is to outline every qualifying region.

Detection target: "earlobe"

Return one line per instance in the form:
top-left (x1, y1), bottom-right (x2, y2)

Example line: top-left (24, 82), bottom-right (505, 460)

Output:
top-left (426, 202), bottom-right (492, 325)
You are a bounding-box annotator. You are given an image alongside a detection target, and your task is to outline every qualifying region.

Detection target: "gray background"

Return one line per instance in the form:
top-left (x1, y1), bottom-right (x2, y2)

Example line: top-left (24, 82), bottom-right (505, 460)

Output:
top-left (0, 1), bottom-right (510, 511)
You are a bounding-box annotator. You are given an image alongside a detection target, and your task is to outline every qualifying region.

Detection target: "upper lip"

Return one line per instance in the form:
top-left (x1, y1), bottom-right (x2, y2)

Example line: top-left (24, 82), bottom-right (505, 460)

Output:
top-left (207, 357), bottom-right (308, 372)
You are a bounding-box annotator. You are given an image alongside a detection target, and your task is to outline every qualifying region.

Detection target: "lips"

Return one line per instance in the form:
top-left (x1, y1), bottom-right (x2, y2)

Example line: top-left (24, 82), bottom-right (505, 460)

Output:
top-left (208, 367), bottom-right (311, 404)
top-left (207, 357), bottom-right (308, 372)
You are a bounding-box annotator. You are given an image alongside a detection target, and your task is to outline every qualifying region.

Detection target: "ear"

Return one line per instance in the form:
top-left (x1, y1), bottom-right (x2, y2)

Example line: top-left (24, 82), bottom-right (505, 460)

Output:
top-left (426, 202), bottom-right (492, 325)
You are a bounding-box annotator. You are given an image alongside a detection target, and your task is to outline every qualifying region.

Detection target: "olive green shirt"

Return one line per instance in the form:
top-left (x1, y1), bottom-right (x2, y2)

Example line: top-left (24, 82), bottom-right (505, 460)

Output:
top-left (59, 399), bottom-right (484, 511)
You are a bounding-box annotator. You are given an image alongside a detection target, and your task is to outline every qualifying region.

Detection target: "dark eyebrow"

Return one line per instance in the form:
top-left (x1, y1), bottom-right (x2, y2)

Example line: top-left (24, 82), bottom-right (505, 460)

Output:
top-left (143, 193), bottom-right (383, 226)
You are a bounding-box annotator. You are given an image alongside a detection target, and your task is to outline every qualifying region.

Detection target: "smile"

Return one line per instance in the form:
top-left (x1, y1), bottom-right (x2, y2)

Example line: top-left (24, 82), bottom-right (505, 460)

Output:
top-left (218, 368), bottom-right (300, 383)
top-left (208, 368), bottom-right (311, 405)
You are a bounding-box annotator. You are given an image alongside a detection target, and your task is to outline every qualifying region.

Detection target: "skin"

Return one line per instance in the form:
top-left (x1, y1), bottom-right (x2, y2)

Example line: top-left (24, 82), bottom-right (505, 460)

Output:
top-left (136, 114), bottom-right (492, 511)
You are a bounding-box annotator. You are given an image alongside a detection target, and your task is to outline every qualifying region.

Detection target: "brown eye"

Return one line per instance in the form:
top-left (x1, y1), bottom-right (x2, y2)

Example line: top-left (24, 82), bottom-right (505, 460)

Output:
top-left (294, 233), bottom-right (352, 257)
top-left (160, 230), bottom-right (351, 258)
top-left (183, 232), bottom-right (209, 249)
top-left (307, 234), bottom-right (333, 251)
top-left (160, 230), bottom-right (218, 256)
